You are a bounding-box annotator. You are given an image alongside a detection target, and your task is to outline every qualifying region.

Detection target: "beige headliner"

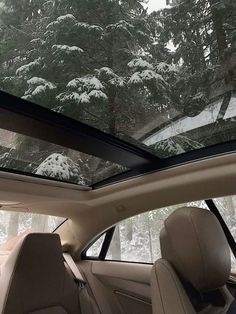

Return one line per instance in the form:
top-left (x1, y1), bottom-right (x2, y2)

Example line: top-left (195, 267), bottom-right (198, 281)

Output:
top-left (0, 153), bottom-right (236, 258)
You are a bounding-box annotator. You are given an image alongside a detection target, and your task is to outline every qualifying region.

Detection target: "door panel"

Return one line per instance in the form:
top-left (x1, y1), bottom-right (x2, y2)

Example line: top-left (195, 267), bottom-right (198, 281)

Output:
top-left (79, 260), bottom-right (152, 314)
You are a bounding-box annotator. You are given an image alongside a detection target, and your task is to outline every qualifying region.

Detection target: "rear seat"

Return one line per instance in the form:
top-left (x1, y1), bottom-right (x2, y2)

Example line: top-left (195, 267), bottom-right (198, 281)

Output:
top-left (0, 233), bottom-right (81, 314)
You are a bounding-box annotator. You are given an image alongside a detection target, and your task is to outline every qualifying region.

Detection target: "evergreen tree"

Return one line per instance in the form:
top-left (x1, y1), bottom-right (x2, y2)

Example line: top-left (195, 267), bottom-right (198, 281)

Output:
top-left (0, 0), bottom-right (236, 180)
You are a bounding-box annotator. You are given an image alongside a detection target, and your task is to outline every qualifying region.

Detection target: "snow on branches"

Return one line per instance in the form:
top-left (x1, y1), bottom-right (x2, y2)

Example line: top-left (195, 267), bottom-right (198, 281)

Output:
top-left (128, 58), bottom-right (164, 85)
top-left (35, 153), bottom-right (86, 185)
top-left (23, 77), bottom-right (56, 100)
top-left (52, 44), bottom-right (83, 55)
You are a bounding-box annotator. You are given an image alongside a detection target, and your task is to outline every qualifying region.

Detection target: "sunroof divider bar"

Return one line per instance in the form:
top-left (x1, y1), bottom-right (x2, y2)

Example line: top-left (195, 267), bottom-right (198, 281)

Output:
top-left (161, 141), bottom-right (236, 169)
top-left (0, 167), bottom-right (91, 190)
top-left (0, 91), bottom-right (160, 170)
top-left (93, 141), bottom-right (236, 188)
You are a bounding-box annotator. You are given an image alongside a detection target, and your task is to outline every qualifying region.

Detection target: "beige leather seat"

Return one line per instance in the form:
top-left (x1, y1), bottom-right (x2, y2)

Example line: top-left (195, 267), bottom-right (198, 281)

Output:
top-left (151, 207), bottom-right (234, 314)
top-left (0, 233), bottom-right (80, 314)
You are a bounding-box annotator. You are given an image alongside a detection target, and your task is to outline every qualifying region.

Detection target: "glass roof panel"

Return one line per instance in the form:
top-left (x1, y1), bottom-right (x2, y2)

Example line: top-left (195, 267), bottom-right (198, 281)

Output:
top-left (0, 129), bottom-right (126, 186)
top-left (0, 0), bottom-right (236, 167)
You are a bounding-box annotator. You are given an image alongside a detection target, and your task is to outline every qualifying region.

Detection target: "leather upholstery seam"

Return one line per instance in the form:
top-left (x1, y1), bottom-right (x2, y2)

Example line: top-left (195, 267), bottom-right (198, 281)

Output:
top-left (189, 210), bottom-right (205, 289)
top-left (154, 261), bottom-right (166, 314)
top-left (159, 260), bottom-right (189, 314)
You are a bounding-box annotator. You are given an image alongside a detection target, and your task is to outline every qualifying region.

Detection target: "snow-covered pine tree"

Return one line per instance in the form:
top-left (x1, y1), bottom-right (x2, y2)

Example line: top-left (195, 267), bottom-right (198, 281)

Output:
top-left (0, 0), bottom-right (168, 181)
top-left (1, 0), bottom-right (236, 179)
top-left (144, 0), bottom-right (236, 157)
top-left (35, 153), bottom-right (86, 185)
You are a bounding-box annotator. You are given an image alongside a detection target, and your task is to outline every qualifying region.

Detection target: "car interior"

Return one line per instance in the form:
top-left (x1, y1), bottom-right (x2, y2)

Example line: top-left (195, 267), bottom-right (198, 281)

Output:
top-left (0, 0), bottom-right (236, 313)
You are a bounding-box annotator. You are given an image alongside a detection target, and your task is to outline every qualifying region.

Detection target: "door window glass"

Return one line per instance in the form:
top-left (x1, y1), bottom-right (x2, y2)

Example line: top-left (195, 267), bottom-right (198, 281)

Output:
top-left (106, 200), bottom-right (207, 263)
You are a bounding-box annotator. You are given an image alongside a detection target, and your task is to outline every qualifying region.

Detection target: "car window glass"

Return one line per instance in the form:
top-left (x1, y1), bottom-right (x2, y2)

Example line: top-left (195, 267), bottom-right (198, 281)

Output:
top-left (106, 200), bottom-right (207, 263)
top-left (213, 196), bottom-right (236, 271)
top-left (0, 209), bottom-right (65, 265)
top-left (86, 233), bottom-right (106, 258)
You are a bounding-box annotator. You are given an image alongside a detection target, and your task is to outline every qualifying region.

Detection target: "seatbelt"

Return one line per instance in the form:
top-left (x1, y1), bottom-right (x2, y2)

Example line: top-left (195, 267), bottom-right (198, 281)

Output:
top-left (63, 253), bottom-right (93, 314)
top-left (63, 253), bottom-right (86, 288)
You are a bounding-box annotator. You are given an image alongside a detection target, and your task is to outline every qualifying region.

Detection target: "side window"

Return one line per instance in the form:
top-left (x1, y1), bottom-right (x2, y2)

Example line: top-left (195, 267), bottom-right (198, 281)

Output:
top-left (213, 196), bottom-right (236, 271)
top-left (105, 200), bottom-right (207, 263)
top-left (85, 233), bottom-right (106, 258)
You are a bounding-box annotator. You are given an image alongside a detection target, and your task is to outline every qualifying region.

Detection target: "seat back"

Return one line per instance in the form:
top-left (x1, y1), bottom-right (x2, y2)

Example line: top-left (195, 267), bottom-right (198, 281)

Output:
top-left (0, 233), bottom-right (80, 314)
top-left (151, 258), bottom-right (196, 314)
top-left (151, 207), bottom-right (234, 314)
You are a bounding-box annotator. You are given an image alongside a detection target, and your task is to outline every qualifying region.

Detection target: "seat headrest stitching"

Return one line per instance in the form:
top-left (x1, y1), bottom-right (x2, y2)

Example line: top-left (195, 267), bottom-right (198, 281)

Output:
top-left (189, 209), bottom-right (206, 289)
top-left (163, 223), bottom-right (185, 280)
top-left (154, 261), bottom-right (166, 314)
top-left (159, 260), bottom-right (189, 314)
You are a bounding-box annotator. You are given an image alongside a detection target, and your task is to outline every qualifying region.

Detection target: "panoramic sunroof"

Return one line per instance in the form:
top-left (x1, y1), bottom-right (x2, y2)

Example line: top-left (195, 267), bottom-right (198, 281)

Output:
top-left (0, 128), bottom-right (126, 186)
top-left (0, 0), bottom-right (236, 186)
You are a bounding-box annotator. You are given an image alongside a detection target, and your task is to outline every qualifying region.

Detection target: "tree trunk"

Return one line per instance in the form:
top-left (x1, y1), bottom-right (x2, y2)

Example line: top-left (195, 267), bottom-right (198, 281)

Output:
top-left (225, 196), bottom-right (235, 216)
top-left (7, 212), bottom-right (19, 240)
top-left (32, 214), bottom-right (49, 232)
top-left (108, 94), bottom-right (116, 135)
top-left (147, 215), bottom-right (154, 262)
top-left (106, 35), bottom-right (117, 135)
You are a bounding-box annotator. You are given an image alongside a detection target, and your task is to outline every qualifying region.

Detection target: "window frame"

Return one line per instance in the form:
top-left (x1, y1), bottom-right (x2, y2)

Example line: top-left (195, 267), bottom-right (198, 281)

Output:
top-left (1, 91), bottom-right (236, 189)
top-left (81, 227), bottom-right (115, 260)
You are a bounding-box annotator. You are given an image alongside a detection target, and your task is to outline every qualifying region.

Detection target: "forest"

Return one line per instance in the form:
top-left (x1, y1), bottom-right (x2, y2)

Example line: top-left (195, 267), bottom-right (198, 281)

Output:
top-left (0, 0), bottom-right (236, 184)
top-left (0, 0), bottom-right (236, 261)
top-left (86, 197), bottom-right (236, 268)
top-left (1, 197), bottom-right (236, 270)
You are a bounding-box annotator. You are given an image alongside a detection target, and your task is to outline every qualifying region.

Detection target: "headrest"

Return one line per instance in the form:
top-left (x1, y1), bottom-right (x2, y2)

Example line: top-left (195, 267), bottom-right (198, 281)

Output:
top-left (160, 207), bottom-right (231, 292)
top-left (0, 233), bottom-right (78, 314)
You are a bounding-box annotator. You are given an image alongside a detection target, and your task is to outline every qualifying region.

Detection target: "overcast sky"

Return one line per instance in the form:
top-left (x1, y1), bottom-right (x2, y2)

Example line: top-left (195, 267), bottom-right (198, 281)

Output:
top-left (147, 0), bottom-right (167, 12)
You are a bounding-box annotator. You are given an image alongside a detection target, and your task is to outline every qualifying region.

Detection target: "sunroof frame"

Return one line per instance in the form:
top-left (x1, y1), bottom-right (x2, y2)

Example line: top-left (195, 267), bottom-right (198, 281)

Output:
top-left (0, 90), bottom-right (160, 180)
top-left (93, 139), bottom-right (236, 188)
top-left (0, 90), bottom-right (236, 189)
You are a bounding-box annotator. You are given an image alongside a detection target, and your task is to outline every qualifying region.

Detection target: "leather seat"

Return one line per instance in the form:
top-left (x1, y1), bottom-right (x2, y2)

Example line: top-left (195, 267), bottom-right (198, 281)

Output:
top-left (0, 233), bottom-right (80, 314)
top-left (151, 207), bottom-right (234, 314)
